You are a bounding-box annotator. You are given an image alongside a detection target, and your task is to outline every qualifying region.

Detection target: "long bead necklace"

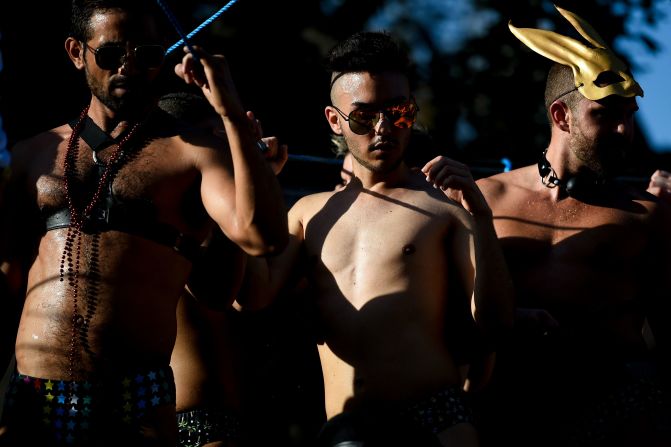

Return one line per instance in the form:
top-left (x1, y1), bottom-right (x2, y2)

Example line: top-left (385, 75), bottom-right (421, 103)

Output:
top-left (59, 106), bottom-right (143, 384)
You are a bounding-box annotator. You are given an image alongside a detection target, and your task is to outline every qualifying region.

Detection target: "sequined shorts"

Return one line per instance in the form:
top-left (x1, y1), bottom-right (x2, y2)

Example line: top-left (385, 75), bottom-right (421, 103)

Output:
top-left (0, 364), bottom-right (176, 446)
top-left (176, 408), bottom-right (242, 447)
top-left (399, 386), bottom-right (474, 434)
top-left (560, 374), bottom-right (671, 446)
top-left (316, 386), bottom-right (474, 446)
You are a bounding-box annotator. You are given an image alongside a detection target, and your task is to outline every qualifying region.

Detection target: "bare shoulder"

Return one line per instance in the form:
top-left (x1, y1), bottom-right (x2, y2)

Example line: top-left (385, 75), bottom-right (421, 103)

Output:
top-left (11, 125), bottom-right (70, 161)
top-left (476, 165), bottom-right (536, 201)
top-left (289, 190), bottom-right (336, 222)
top-left (171, 131), bottom-right (231, 165)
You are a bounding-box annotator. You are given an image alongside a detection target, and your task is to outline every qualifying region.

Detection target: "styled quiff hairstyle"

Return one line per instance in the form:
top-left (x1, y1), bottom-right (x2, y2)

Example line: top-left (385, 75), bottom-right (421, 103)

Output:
top-left (544, 63), bottom-right (583, 124)
top-left (325, 31), bottom-right (417, 100)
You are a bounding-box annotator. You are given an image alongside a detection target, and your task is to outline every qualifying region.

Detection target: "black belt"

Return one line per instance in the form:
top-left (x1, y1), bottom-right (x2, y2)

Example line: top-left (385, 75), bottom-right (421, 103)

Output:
top-left (45, 208), bottom-right (202, 261)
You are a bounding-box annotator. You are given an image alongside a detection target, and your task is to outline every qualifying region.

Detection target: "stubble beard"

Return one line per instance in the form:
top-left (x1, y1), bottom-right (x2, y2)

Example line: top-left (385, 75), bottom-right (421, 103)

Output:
top-left (85, 66), bottom-right (155, 118)
top-left (344, 134), bottom-right (407, 175)
top-left (570, 126), bottom-right (628, 179)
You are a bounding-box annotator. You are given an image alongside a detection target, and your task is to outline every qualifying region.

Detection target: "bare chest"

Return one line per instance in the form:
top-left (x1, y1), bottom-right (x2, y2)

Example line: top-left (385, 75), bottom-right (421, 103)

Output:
top-left (303, 194), bottom-right (452, 295)
top-left (492, 195), bottom-right (652, 303)
top-left (33, 136), bottom-right (200, 224)
top-left (493, 195), bottom-right (647, 248)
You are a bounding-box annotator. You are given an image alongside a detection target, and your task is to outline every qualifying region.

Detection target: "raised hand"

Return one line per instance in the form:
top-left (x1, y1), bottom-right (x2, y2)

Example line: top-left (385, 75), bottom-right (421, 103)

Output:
top-left (648, 169), bottom-right (671, 203)
top-left (421, 155), bottom-right (492, 217)
top-left (174, 45), bottom-right (245, 120)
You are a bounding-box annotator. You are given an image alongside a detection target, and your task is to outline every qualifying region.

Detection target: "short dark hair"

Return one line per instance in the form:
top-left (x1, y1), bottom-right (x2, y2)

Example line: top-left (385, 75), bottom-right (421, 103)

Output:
top-left (544, 63), bottom-right (582, 123)
top-left (325, 31), bottom-right (416, 94)
top-left (70, 0), bottom-right (163, 42)
top-left (158, 91), bottom-right (214, 124)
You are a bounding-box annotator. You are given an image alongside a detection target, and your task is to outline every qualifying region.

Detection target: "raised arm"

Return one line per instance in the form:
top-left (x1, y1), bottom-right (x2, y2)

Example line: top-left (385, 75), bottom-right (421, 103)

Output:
top-left (422, 156), bottom-right (515, 337)
top-left (175, 46), bottom-right (288, 256)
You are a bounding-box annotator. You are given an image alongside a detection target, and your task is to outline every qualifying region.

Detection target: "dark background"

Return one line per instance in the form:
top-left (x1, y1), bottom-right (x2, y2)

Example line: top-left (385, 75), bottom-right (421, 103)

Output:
top-left (2, 0), bottom-right (671, 191)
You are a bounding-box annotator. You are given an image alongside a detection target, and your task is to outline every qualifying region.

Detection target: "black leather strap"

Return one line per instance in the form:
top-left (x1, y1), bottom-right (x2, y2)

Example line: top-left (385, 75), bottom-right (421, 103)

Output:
top-left (68, 115), bottom-right (117, 153)
top-left (45, 208), bottom-right (202, 261)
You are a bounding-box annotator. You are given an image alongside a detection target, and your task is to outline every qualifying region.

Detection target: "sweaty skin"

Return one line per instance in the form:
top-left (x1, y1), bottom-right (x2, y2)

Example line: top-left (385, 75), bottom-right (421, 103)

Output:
top-left (474, 92), bottom-right (671, 446)
top-left (303, 174), bottom-right (474, 415)
top-left (242, 70), bottom-right (513, 446)
top-left (476, 96), bottom-right (659, 355)
top-left (8, 7), bottom-right (284, 380)
top-left (16, 122), bottom-right (207, 376)
top-left (0, 6), bottom-right (285, 444)
top-left (478, 164), bottom-right (658, 352)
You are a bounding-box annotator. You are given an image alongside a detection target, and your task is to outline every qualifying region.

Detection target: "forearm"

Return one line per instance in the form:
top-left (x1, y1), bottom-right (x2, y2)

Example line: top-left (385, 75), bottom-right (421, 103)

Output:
top-left (237, 233), bottom-right (303, 311)
top-left (471, 214), bottom-right (515, 335)
top-left (236, 255), bottom-right (278, 310)
top-left (222, 114), bottom-right (288, 256)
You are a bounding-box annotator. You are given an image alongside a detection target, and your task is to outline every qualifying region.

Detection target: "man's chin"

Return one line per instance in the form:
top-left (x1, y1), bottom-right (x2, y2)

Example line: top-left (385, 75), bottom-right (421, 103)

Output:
top-left (108, 96), bottom-right (151, 116)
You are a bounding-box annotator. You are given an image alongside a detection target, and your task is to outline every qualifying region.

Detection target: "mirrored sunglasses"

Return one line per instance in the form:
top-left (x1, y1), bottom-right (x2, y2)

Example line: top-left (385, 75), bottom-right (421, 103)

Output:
top-left (85, 43), bottom-right (165, 71)
top-left (333, 101), bottom-right (418, 135)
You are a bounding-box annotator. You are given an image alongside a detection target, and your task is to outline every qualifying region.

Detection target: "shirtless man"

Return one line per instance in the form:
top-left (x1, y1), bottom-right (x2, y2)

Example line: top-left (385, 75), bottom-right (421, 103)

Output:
top-left (0, 0), bottom-right (286, 445)
top-left (240, 31), bottom-right (513, 447)
top-left (172, 231), bottom-right (246, 447)
top-left (159, 91), bottom-right (288, 447)
top-left (473, 6), bottom-right (671, 446)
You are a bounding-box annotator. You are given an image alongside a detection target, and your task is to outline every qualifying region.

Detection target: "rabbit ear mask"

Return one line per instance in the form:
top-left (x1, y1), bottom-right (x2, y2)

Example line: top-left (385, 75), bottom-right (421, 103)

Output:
top-left (509, 4), bottom-right (643, 101)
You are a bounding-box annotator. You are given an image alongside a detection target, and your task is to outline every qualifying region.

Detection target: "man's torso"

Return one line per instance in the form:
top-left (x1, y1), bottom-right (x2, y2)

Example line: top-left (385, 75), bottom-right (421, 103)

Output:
top-left (296, 172), bottom-right (475, 416)
top-left (478, 165), bottom-right (658, 364)
top-left (11, 118), bottom-right (220, 378)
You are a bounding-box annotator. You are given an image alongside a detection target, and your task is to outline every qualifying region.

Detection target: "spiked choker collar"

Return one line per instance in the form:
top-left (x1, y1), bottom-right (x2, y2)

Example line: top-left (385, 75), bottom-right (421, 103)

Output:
top-left (537, 149), bottom-right (608, 197)
top-left (538, 149), bottom-right (564, 189)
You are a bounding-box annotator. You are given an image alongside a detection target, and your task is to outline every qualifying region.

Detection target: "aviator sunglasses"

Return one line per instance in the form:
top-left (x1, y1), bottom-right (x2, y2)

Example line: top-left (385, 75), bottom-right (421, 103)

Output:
top-left (332, 100), bottom-right (419, 135)
top-left (84, 43), bottom-right (165, 70)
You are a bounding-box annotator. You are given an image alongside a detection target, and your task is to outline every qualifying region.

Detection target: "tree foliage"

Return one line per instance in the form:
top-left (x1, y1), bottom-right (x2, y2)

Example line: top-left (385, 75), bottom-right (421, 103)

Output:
top-left (366, 0), bottom-right (667, 173)
top-left (0, 0), bottom-right (666, 177)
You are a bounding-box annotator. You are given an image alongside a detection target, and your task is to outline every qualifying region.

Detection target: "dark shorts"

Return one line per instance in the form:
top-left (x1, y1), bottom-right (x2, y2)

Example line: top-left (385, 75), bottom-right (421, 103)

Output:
top-left (316, 386), bottom-right (474, 447)
top-left (482, 355), bottom-right (671, 447)
top-left (559, 363), bottom-right (671, 446)
top-left (176, 408), bottom-right (242, 447)
top-left (0, 364), bottom-right (176, 446)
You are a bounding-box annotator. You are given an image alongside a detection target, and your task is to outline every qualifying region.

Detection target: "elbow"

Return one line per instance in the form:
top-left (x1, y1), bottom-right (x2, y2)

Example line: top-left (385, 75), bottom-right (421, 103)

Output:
top-left (265, 224), bottom-right (289, 255)
top-left (227, 209), bottom-right (289, 256)
top-left (237, 223), bottom-right (289, 257)
top-left (234, 294), bottom-right (274, 312)
top-left (243, 239), bottom-right (286, 257)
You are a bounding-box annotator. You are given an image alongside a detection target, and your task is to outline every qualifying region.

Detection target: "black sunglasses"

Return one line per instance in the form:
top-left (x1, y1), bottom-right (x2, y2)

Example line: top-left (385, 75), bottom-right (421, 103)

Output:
top-left (84, 43), bottom-right (165, 71)
top-left (332, 100), bottom-right (419, 135)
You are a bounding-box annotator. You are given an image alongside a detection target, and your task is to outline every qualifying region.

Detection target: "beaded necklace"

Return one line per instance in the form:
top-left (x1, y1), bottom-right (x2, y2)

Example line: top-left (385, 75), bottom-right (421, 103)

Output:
top-left (59, 106), bottom-right (143, 383)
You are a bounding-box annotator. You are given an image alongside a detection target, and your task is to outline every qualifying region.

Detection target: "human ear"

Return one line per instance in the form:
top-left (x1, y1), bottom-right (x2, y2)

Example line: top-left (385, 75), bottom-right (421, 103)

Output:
top-left (325, 106), bottom-right (344, 135)
top-left (65, 37), bottom-right (86, 70)
top-left (550, 101), bottom-right (570, 132)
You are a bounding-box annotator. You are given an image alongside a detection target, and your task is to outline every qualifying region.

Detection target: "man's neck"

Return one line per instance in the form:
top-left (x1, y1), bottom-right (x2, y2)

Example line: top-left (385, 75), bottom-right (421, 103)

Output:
top-left (353, 163), bottom-right (410, 190)
top-left (87, 100), bottom-right (154, 138)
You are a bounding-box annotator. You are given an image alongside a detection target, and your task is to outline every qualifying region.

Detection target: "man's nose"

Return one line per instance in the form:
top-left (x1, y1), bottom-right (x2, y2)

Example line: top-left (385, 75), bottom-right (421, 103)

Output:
top-left (614, 119), bottom-right (635, 140)
top-left (118, 52), bottom-right (138, 73)
top-left (374, 111), bottom-right (392, 134)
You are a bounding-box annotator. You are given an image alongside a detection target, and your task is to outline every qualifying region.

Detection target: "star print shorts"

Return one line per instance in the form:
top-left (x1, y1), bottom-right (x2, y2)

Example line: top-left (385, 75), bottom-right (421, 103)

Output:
top-left (0, 365), bottom-right (176, 446)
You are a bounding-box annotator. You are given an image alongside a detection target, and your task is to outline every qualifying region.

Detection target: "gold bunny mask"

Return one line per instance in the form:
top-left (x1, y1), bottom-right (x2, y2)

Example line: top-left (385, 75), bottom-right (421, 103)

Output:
top-left (509, 5), bottom-right (643, 101)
